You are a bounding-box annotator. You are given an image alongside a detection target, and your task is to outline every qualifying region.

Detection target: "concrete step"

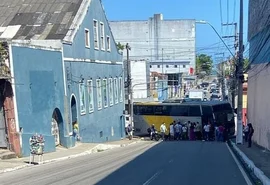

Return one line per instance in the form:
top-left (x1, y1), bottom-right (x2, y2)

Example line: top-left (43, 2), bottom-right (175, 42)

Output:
top-left (0, 149), bottom-right (17, 160)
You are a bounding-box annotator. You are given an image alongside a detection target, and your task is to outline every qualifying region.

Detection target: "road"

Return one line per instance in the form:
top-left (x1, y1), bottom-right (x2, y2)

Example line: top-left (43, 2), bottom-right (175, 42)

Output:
top-left (0, 141), bottom-right (251, 185)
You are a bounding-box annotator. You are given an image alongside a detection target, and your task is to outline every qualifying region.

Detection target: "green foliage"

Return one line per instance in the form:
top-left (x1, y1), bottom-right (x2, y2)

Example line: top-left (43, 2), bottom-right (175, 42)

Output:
top-left (116, 42), bottom-right (125, 51)
top-left (196, 54), bottom-right (213, 76)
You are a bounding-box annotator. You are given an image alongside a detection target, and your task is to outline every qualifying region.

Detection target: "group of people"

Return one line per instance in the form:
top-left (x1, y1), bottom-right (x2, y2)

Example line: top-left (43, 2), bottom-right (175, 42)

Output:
top-left (148, 120), bottom-right (231, 142)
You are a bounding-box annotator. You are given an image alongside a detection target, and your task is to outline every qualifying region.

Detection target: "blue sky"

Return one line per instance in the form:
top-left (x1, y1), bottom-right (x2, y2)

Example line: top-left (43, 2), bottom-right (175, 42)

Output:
top-left (102, 0), bottom-right (249, 63)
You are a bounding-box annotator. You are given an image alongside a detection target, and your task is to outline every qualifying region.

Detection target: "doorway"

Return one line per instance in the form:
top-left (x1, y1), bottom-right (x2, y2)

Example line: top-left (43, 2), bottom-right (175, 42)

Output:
top-left (70, 95), bottom-right (78, 140)
top-left (51, 108), bottom-right (63, 146)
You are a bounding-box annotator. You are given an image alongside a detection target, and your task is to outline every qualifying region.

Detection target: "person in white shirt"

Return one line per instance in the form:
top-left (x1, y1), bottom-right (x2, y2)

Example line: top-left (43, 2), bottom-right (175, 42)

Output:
top-left (182, 124), bottom-right (188, 140)
top-left (160, 123), bottom-right (167, 141)
top-left (203, 123), bottom-right (210, 141)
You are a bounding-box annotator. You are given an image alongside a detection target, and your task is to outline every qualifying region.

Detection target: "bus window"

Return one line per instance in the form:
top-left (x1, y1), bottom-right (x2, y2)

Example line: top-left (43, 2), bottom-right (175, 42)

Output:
top-left (154, 105), bottom-right (168, 115)
top-left (170, 105), bottom-right (189, 116)
top-left (188, 105), bottom-right (201, 116)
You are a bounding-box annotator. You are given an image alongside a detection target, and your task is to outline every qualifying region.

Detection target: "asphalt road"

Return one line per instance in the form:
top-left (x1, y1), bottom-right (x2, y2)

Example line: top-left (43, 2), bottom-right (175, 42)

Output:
top-left (0, 141), bottom-right (250, 185)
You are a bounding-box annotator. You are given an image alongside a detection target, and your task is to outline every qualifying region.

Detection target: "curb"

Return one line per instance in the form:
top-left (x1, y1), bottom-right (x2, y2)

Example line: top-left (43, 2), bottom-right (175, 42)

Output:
top-left (230, 140), bottom-right (270, 185)
top-left (0, 140), bottom-right (141, 175)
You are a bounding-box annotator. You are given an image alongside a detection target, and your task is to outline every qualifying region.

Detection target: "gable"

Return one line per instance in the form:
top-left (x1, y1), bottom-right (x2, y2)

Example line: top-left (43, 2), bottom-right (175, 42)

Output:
top-left (0, 0), bottom-right (83, 40)
top-left (62, 0), bottom-right (122, 61)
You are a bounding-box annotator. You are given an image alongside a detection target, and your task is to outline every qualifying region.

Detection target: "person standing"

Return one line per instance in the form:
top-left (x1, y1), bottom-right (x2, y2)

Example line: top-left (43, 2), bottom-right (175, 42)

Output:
top-left (247, 123), bottom-right (254, 148)
top-left (203, 123), bottom-right (210, 141)
top-left (160, 123), bottom-right (167, 141)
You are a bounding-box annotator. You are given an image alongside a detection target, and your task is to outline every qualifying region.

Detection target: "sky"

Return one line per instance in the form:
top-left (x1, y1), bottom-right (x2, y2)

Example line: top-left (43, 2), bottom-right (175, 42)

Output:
top-left (102, 0), bottom-right (249, 64)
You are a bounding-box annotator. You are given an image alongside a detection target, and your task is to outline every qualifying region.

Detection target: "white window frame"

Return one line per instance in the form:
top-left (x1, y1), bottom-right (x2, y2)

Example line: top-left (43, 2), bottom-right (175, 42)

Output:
top-left (85, 29), bottom-right (90, 48)
top-left (87, 80), bottom-right (94, 113)
top-left (100, 22), bottom-right (105, 51)
top-left (96, 79), bottom-right (102, 110)
top-left (103, 79), bottom-right (108, 108)
top-left (114, 78), bottom-right (118, 104)
top-left (106, 35), bottom-right (111, 52)
top-left (119, 77), bottom-right (123, 102)
top-left (93, 19), bottom-right (99, 50)
top-left (79, 82), bottom-right (86, 115)
top-left (109, 78), bottom-right (114, 106)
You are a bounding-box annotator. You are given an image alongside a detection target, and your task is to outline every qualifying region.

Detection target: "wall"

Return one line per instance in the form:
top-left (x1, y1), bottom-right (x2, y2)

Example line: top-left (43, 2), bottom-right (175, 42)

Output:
top-left (63, 0), bottom-right (122, 62)
top-left (130, 60), bottom-right (147, 99)
top-left (248, 22), bottom-right (270, 150)
top-left (11, 45), bottom-right (67, 156)
top-left (63, 0), bottom-right (125, 142)
top-left (65, 62), bottom-right (125, 142)
top-left (109, 14), bottom-right (196, 69)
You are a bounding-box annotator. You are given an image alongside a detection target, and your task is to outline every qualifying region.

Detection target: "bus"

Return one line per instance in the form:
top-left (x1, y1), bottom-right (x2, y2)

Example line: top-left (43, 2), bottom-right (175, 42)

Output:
top-left (133, 101), bottom-right (235, 136)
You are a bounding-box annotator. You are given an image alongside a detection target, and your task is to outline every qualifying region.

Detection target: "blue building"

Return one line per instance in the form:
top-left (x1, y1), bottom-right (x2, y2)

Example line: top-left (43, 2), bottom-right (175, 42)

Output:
top-left (0, 0), bottom-right (125, 156)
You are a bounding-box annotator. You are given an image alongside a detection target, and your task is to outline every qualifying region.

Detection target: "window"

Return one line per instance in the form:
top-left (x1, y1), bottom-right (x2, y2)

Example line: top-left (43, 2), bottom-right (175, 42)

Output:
top-left (79, 82), bottom-right (86, 114)
top-left (174, 65), bottom-right (178, 68)
top-left (119, 77), bottom-right (123, 102)
top-left (106, 35), bottom-right (111, 51)
top-left (150, 65), bottom-right (152, 68)
top-left (93, 20), bottom-right (99, 49)
top-left (85, 29), bottom-right (90, 48)
top-left (109, 78), bottom-right (114, 106)
top-left (87, 80), bottom-right (94, 113)
top-left (100, 22), bottom-right (105, 50)
top-left (103, 79), bottom-right (108, 107)
top-left (114, 78), bottom-right (118, 104)
top-left (183, 65), bottom-right (186, 68)
top-left (157, 65), bottom-right (160, 68)
top-left (96, 79), bottom-right (102, 110)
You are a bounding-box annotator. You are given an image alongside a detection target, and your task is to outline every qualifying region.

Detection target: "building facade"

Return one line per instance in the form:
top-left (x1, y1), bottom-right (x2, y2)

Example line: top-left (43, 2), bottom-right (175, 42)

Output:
top-left (110, 14), bottom-right (195, 106)
top-left (0, 0), bottom-right (124, 156)
top-left (247, 0), bottom-right (270, 150)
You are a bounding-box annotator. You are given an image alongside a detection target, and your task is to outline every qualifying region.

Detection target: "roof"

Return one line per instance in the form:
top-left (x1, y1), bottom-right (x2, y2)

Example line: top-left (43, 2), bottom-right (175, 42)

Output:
top-left (0, 0), bottom-right (83, 40)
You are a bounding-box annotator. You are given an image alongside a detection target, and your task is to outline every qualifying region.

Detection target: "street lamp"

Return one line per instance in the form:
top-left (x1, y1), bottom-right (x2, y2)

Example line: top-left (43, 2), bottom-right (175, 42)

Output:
top-left (196, 20), bottom-right (235, 58)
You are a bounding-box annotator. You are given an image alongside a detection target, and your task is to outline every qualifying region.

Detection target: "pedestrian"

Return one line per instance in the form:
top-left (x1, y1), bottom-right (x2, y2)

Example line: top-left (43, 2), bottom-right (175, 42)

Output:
top-left (189, 123), bottom-right (195, 140)
top-left (247, 123), bottom-right (254, 148)
top-left (127, 124), bottom-right (133, 140)
top-left (160, 122), bottom-right (167, 141)
top-left (203, 123), bottom-right (210, 141)
top-left (169, 123), bottom-right (174, 140)
top-left (174, 123), bottom-right (181, 140)
top-left (243, 124), bottom-right (249, 142)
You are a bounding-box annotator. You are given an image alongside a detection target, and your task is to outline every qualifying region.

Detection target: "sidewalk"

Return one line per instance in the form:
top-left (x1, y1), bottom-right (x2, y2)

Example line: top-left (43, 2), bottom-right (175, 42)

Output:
top-left (0, 137), bottom-right (142, 174)
top-left (230, 138), bottom-right (270, 185)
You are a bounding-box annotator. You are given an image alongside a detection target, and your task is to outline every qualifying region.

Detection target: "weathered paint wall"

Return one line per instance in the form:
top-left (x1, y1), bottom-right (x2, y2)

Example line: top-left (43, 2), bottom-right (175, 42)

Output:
top-left (63, 0), bottom-right (125, 142)
top-left (109, 14), bottom-right (196, 69)
top-left (11, 45), bottom-right (69, 156)
top-left (247, 23), bottom-right (270, 150)
top-left (63, 0), bottom-right (122, 62)
top-left (65, 62), bottom-right (125, 142)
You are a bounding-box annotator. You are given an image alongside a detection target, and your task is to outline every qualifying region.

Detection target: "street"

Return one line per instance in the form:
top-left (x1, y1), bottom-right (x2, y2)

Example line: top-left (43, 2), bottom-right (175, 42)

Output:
top-left (0, 141), bottom-right (250, 185)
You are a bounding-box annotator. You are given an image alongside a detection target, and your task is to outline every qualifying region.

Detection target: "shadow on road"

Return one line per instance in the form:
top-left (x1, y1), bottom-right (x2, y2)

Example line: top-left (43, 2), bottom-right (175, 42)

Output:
top-left (95, 140), bottom-right (248, 185)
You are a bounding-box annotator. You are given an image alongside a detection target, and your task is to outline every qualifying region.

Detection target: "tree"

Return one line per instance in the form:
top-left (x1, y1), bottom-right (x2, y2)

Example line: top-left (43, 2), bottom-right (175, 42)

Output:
top-left (196, 54), bottom-right (213, 76)
top-left (116, 42), bottom-right (125, 51)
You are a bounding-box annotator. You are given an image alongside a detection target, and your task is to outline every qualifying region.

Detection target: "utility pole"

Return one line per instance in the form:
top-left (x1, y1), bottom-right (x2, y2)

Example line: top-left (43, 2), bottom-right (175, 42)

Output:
top-left (126, 43), bottom-right (132, 125)
top-left (161, 48), bottom-right (164, 99)
top-left (236, 0), bottom-right (244, 144)
top-left (222, 22), bottom-right (238, 109)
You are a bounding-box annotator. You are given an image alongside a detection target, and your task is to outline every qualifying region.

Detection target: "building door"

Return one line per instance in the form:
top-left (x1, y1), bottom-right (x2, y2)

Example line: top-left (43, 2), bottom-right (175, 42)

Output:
top-left (0, 99), bottom-right (7, 147)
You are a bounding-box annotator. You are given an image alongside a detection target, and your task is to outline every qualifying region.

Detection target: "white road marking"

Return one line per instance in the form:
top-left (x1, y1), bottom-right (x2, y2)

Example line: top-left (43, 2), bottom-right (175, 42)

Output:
top-left (226, 143), bottom-right (253, 185)
top-left (143, 170), bottom-right (163, 185)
